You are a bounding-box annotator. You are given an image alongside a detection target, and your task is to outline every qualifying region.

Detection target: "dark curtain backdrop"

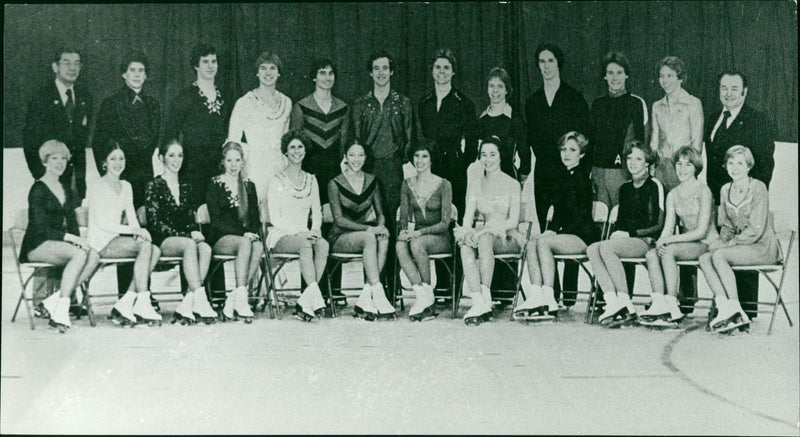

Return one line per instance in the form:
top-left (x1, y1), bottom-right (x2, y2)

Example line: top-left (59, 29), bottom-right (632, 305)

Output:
top-left (3, 1), bottom-right (797, 151)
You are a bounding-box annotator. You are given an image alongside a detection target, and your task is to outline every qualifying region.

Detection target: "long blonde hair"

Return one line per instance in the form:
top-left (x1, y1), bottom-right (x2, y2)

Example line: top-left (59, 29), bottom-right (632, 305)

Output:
top-left (221, 141), bottom-right (249, 226)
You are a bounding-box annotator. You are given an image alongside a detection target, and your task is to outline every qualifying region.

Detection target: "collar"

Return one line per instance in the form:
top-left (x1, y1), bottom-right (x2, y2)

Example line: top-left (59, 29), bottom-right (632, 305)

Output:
top-left (54, 79), bottom-right (74, 100)
top-left (660, 87), bottom-right (693, 106)
top-left (365, 88), bottom-right (399, 104)
top-left (723, 103), bottom-right (744, 120)
top-left (608, 88), bottom-right (627, 98)
top-left (543, 77), bottom-right (561, 93)
top-left (123, 85), bottom-right (144, 104)
top-left (480, 103), bottom-right (513, 118)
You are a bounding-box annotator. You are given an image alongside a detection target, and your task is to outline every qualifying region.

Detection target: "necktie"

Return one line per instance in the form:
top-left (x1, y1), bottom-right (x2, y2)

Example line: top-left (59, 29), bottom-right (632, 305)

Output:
top-left (721, 110), bottom-right (731, 131)
top-left (65, 88), bottom-right (76, 123)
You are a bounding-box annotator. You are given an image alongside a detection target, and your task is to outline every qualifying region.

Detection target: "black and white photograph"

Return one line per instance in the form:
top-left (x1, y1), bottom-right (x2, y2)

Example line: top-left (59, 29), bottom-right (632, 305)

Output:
top-left (1, 2), bottom-right (798, 434)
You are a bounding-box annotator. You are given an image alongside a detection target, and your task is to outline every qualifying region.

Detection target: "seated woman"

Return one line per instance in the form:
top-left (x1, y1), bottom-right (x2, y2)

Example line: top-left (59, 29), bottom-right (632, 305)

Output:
top-left (514, 131), bottom-right (599, 320)
top-left (586, 142), bottom-right (665, 325)
top-left (21, 140), bottom-right (100, 332)
top-left (328, 140), bottom-right (393, 320)
top-left (144, 139), bottom-right (216, 325)
top-left (87, 141), bottom-right (161, 326)
top-left (640, 146), bottom-right (717, 328)
top-left (396, 140), bottom-right (453, 321)
top-left (205, 141), bottom-right (262, 323)
top-left (456, 136), bottom-right (523, 326)
top-left (266, 130), bottom-right (329, 321)
top-left (700, 145), bottom-right (779, 333)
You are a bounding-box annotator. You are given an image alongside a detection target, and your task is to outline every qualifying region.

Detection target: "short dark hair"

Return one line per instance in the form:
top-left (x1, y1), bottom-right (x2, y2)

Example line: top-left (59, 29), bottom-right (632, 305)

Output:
top-left (672, 145), bottom-right (703, 174)
top-left (658, 56), bottom-right (686, 81)
top-left (534, 42), bottom-right (565, 71)
top-left (189, 43), bottom-right (217, 69)
top-left (622, 140), bottom-right (657, 167)
top-left (557, 131), bottom-right (589, 154)
top-left (601, 51), bottom-right (630, 77)
top-left (254, 50), bottom-right (282, 75)
top-left (159, 138), bottom-right (183, 158)
top-left (280, 129), bottom-right (310, 155)
top-left (478, 135), bottom-right (503, 156)
top-left (366, 49), bottom-right (395, 73)
top-left (119, 51), bottom-right (149, 74)
top-left (54, 47), bottom-right (81, 64)
top-left (343, 138), bottom-right (367, 158)
top-left (308, 58), bottom-right (337, 82)
top-left (100, 140), bottom-right (125, 174)
top-left (717, 70), bottom-right (748, 90)
top-left (430, 48), bottom-right (457, 75)
top-left (408, 138), bottom-right (437, 163)
top-left (487, 67), bottom-right (513, 97)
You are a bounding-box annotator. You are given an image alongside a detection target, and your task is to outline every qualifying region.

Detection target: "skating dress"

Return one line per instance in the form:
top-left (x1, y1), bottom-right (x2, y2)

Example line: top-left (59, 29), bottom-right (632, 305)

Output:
top-left (228, 90), bottom-right (292, 203)
top-left (671, 182), bottom-right (718, 242)
top-left (398, 176), bottom-right (453, 252)
top-left (717, 179), bottom-right (779, 263)
top-left (327, 173), bottom-right (385, 248)
top-left (144, 175), bottom-right (199, 247)
top-left (465, 173), bottom-right (522, 252)
top-left (615, 176), bottom-right (665, 244)
top-left (19, 180), bottom-right (80, 263)
top-left (265, 170), bottom-right (321, 250)
top-left (86, 178), bottom-right (140, 252)
top-left (204, 175), bottom-right (260, 247)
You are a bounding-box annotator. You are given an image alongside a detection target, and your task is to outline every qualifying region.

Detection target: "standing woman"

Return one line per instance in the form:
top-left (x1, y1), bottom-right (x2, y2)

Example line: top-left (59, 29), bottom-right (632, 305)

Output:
top-left (144, 139), bottom-right (216, 325)
top-left (87, 141), bottom-right (161, 326)
top-left (467, 67), bottom-right (527, 181)
top-left (228, 50), bottom-right (291, 203)
top-left (417, 48), bottom-right (477, 220)
top-left (164, 44), bottom-right (231, 206)
top-left (515, 132), bottom-right (599, 320)
top-left (205, 141), bottom-right (262, 323)
top-left (586, 142), bottom-right (665, 324)
top-left (328, 140), bottom-right (394, 320)
top-left (456, 136), bottom-right (523, 325)
top-left (21, 140), bottom-right (100, 331)
top-left (290, 58), bottom-right (350, 205)
top-left (396, 140), bottom-right (453, 321)
top-left (700, 146), bottom-right (778, 333)
top-left (640, 146), bottom-right (717, 328)
top-left (266, 130), bottom-right (329, 321)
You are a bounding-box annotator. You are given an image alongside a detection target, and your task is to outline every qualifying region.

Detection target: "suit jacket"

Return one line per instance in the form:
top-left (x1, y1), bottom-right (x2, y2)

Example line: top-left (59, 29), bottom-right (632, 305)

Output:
top-left (704, 104), bottom-right (775, 204)
top-left (23, 81), bottom-right (93, 197)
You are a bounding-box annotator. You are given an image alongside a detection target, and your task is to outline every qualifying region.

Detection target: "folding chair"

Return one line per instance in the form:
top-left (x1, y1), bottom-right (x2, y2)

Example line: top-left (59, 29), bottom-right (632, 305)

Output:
top-left (197, 203), bottom-right (274, 319)
top-left (392, 204), bottom-right (459, 317)
top-left (7, 208), bottom-right (92, 329)
top-left (527, 201), bottom-right (610, 323)
top-left (454, 202), bottom-right (535, 319)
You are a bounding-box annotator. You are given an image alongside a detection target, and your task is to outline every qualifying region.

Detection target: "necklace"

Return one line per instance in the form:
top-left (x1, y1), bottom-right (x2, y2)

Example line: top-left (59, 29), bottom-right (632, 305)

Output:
top-left (195, 82), bottom-right (223, 114)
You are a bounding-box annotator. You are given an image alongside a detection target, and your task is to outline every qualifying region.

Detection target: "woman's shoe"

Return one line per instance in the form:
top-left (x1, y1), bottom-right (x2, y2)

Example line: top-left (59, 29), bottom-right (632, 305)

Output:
top-left (233, 286), bottom-right (254, 323)
top-left (133, 291), bottom-right (162, 326)
top-left (294, 285), bottom-right (319, 322)
top-left (110, 291), bottom-right (137, 326)
top-left (639, 294), bottom-right (669, 321)
top-left (171, 292), bottom-right (196, 325)
top-left (48, 296), bottom-right (72, 333)
top-left (371, 282), bottom-right (396, 318)
top-left (409, 284), bottom-right (436, 322)
top-left (354, 284), bottom-right (377, 321)
top-left (513, 284), bottom-right (547, 318)
top-left (191, 287), bottom-right (218, 324)
top-left (464, 292), bottom-right (491, 325)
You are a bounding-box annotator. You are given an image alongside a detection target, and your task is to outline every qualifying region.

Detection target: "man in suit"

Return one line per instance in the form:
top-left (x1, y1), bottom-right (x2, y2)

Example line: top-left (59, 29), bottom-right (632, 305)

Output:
top-left (22, 47), bottom-right (93, 312)
top-left (705, 70), bottom-right (775, 318)
top-left (24, 47), bottom-right (93, 200)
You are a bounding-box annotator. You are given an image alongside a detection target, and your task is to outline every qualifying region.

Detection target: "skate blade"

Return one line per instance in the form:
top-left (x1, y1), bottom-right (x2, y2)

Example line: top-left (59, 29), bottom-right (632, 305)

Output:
top-left (516, 314), bottom-right (556, 323)
top-left (716, 320), bottom-right (750, 334)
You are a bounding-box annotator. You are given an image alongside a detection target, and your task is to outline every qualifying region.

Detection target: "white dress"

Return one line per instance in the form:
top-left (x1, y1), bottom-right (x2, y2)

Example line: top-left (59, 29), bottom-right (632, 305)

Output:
top-left (86, 178), bottom-right (140, 252)
top-left (228, 90), bottom-right (292, 203)
top-left (265, 171), bottom-right (321, 249)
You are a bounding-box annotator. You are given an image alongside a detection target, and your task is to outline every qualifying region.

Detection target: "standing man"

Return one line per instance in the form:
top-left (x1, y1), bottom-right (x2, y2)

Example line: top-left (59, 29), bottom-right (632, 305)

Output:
top-left (705, 70), bottom-right (775, 319)
top-left (589, 51), bottom-right (648, 208)
top-left (417, 48), bottom-right (477, 221)
top-left (93, 52), bottom-right (160, 301)
top-left (524, 42), bottom-right (589, 308)
top-left (24, 47), bottom-right (93, 200)
top-left (93, 51), bottom-right (161, 211)
top-left (352, 50), bottom-right (414, 232)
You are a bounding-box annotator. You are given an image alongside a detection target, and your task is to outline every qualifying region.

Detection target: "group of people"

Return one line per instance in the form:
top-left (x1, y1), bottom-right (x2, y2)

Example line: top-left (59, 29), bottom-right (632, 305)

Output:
top-left (20, 42), bottom-right (777, 333)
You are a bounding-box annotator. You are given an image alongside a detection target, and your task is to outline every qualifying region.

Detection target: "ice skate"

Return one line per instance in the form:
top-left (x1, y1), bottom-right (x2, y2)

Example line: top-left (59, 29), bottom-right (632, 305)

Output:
top-left (39, 291), bottom-right (61, 321)
top-left (638, 314), bottom-right (681, 330)
top-left (606, 308), bottom-right (637, 329)
top-left (48, 296), bottom-right (72, 333)
top-left (639, 294), bottom-right (670, 322)
top-left (171, 292), bottom-right (196, 325)
top-left (307, 282), bottom-right (327, 317)
top-left (353, 284), bottom-right (376, 321)
top-left (294, 283), bottom-right (321, 322)
top-left (710, 297), bottom-right (737, 331)
top-left (133, 291), bottom-right (162, 326)
top-left (513, 284), bottom-right (548, 319)
top-left (109, 291), bottom-right (137, 326)
top-left (598, 293), bottom-right (625, 324)
top-left (409, 284), bottom-right (437, 322)
top-left (371, 282), bottom-right (396, 319)
top-left (232, 286), bottom-right (254, 323)
top-left (714, 299), bottom-right (750, 334)
top-left (191, 287), bottom-right (217, 324)
top-left (464, 291), bottom-right (492, 326)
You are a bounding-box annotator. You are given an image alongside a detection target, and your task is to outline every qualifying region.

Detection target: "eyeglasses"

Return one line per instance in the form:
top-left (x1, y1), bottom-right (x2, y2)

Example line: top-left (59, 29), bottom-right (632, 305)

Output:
top-left (59, 61), bottom-right (82, 68)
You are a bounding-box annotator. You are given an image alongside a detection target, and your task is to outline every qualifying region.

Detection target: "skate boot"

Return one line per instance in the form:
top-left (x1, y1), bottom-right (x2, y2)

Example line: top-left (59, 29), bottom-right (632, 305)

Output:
top-left (598, 293), bottom-right (625, 324)
top-left (638, 294), bottom-right (670, 322)
top-left (48, 296), bottom-right (72, 333)
top-left (307, 282), bottom-right (327, 317)
top-left (513, 284), bottom-right (547, 319)
top-left (191, 287), bottom-right (217, 324)
top-left (233, 286), bottom-right (254, 324)
top-left (710, 297), bottom-right (735, 331)
top-left (464, 290), bottom-right (492, 326)
top-left (294, 283), bottom-right (320, 322)
top-left (353, 284), bottom-right (376, 321)
top-left (371, 282), bottom-right (396, 319)
top-left (39, 291), bottom-right (61, 320)
top-left (171, 292), bottom-right (196, 325)
top-left (716, 299), bottom-right (750, 334)
top-left (542, 285), bottom-right (561, 317)
top-left (133, 291), bottom-right (163, 326)
top-left (409, 284), bottom-right (436, 322)
top-left (110, 291), bottom-right (137, 326)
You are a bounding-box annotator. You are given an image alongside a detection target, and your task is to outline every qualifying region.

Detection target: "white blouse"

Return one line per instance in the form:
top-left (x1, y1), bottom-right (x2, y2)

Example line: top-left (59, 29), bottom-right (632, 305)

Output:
top-left (86, 178), bottom-right (140, 251)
